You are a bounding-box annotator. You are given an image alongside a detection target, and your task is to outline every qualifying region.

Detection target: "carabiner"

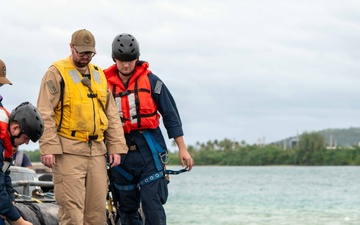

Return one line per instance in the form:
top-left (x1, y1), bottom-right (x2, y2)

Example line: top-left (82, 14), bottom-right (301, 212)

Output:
top-left (159, 152), bottom-right (169, 164)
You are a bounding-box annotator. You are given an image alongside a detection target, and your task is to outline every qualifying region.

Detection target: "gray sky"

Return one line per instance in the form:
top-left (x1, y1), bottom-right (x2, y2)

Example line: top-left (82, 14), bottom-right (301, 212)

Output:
top-left (1, 0), bottom-right (359, 150)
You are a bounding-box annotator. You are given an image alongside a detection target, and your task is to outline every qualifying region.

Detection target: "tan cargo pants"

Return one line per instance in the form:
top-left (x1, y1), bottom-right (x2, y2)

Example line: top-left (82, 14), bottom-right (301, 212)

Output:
top-left (52, 153), bottom-right (107, 225)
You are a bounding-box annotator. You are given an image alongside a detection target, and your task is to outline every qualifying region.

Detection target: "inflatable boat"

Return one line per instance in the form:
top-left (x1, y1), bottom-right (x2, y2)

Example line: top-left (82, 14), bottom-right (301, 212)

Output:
top-left (6, 166), bottom-right (125, 225)
top-left (6, 166), bottom-right (58, 225)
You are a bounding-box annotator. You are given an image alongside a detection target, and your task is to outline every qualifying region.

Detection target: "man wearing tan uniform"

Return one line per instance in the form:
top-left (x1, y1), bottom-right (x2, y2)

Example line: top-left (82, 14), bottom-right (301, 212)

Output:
top-left (37, 29), bottom-right (128, 225)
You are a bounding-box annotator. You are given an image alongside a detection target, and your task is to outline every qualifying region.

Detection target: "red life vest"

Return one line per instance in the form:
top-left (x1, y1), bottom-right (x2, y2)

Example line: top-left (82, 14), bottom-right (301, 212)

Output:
top-left (0, 107), bottom-right (12, 161)
top-left (104, 62), bottom-right (160, 133)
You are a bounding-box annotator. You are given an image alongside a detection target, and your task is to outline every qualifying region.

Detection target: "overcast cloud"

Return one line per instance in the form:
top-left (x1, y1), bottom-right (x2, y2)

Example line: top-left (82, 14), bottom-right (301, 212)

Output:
top-left (1, 0), bottom-right (360, 150)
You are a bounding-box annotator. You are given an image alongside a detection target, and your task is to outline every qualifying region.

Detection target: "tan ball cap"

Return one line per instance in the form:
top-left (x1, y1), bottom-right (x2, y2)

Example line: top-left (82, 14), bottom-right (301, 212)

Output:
top-left (0, 59), bottom-right (13, 85)
top-left (71, 29), bottom-right (96, 53)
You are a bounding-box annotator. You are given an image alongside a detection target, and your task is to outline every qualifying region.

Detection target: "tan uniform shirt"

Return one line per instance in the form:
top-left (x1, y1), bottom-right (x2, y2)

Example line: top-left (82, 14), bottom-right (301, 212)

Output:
top-left (37, 65), bottom-right (128, 156)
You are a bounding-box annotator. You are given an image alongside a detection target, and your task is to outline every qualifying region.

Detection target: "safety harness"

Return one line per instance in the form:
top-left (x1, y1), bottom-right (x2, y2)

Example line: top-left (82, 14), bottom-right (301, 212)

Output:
top-left (113, 130), bottom-right (187, 191)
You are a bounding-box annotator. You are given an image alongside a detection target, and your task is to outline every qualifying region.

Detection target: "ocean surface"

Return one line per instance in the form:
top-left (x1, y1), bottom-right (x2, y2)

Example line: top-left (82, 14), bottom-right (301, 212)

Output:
top-left (164, 166), bottom-right (360, 225)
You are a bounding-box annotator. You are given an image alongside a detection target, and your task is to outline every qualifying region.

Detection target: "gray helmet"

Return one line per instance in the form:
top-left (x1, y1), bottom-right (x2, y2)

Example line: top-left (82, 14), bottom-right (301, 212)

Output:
top-left (112, 33), bottom-right (140, 61)
top-left (10, 102), bottom-right (44, 142)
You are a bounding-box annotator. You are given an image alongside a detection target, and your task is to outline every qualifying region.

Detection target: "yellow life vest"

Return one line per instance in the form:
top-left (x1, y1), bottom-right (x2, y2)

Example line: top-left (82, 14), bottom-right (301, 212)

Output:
top-left (53, 57), bottom-right (108, 142)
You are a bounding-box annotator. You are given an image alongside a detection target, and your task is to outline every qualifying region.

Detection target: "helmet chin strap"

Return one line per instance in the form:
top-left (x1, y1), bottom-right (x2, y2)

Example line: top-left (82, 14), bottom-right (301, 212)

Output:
top-left (9, 126), bottom-right (23, 147)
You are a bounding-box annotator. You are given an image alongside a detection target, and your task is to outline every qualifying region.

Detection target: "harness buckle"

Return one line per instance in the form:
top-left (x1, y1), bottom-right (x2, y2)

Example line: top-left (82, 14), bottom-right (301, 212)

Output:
top-left (87, 93), bottom-right (97, 98)
top-left (86, 135), bottom-right (97, 147)
top-left (88, 135), bottom-right (98, 140)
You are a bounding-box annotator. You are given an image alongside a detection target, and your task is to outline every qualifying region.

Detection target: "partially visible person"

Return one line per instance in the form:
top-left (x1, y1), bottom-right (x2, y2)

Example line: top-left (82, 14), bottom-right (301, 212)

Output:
top-left (0, 60), bottom-right (34, 225)
top-left (0, 60), bottom-right (12, 87)
top-left (12, 146), bottom-right (32, 169)
top-left (1, 102), bottom-right (44, 225)
top-left (104, 33), bottom-right (194, 225)
top-left (0, 60), bottom-right (13, 112)
top-left (0, 59), bottom-right (14, 174)
top-left (37, 29), bottom-right (128, 225)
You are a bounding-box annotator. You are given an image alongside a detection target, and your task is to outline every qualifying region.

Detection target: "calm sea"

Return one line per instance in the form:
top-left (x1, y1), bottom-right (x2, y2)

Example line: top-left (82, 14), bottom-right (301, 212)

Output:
top-left (165, 166), bottom-right (360, 225)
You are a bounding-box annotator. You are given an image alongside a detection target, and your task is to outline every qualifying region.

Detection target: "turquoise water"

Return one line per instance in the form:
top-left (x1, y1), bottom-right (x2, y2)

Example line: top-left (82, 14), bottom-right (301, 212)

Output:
top-left (165, 166), bottom-right (360, 225)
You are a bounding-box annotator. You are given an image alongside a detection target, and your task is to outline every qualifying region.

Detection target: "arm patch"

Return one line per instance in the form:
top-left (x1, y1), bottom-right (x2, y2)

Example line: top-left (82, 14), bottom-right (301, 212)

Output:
top-left (154, 80), bottom-right (163, 94)
top-left (46, 79), bottom-right (58, 94)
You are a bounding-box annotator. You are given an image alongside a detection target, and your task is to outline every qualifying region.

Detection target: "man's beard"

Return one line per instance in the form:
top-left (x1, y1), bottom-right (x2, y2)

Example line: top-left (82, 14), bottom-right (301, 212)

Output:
top-left (74, 59), bottom-right (90, 68)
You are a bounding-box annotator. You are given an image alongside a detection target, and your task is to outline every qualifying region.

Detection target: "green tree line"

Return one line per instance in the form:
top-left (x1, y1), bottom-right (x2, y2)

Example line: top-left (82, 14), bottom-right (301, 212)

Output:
top-left (168, 132), bottom-right (360, 165)
top-left (23, 132), bottom-right (360, 166)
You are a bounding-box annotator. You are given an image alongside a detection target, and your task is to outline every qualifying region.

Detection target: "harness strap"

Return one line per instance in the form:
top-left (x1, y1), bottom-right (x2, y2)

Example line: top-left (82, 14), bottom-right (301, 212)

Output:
top-left (134, 80), bottom-right (141, 128)
top-left (132, 111), bottom-right (158, 119)
top-left (113, 169), bottom-right (188, 192)
top-left (142, 130), bottom-right (166, 171)
top-left (112, 131), bottom-right (188, 192)
top-left (114, 171), bottom-right (165, 192)
top-left (113, 183), bottom-right (137, 191)
top-left (166, 169), bottom-right (188, 175)
top-left (112, 84), bottom-right (117, 99)
top-left (57, 80), bottom-right (65, 132)
top-left (138, 170), bottom-right (164, 187)
top-left (113, 166), bottom-right (134, 181)
top-left (121, 111), bottom-right (157, 122)
top-left (116, 88), bottom-right (150, 97)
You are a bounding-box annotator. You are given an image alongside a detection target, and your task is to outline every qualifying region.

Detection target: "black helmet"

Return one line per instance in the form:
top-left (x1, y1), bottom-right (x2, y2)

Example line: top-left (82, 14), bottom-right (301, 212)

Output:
top-left (10, 102), bottom-right (44, 142)
top-left (112, 33), bottom-right (140, 61)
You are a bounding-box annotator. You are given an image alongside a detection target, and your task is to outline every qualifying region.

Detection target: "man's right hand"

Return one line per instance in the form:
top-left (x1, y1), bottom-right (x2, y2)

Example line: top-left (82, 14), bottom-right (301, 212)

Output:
top-left (41, 154), bottom-right (56, 168)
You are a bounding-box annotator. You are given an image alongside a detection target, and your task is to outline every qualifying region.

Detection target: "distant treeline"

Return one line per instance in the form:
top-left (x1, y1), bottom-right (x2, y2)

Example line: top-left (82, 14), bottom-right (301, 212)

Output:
top-left (23, 131), bottom-right (360, 166)
top-left (168, 132), bottom-right (360, 166)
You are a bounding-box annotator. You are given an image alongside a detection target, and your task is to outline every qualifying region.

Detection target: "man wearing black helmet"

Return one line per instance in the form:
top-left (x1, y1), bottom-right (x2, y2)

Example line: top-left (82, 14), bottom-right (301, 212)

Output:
top-left (2, 101), bottom-right (43, 170)
top-left (1, 101), bottom-right (44, 225)
top-left (104, 33), bottom-right (194, 225)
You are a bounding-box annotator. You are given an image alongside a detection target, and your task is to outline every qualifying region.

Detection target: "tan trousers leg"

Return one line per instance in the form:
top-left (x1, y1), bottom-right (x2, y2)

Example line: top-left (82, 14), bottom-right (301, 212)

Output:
top-left (53, 154), bottom-right (107, 225)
